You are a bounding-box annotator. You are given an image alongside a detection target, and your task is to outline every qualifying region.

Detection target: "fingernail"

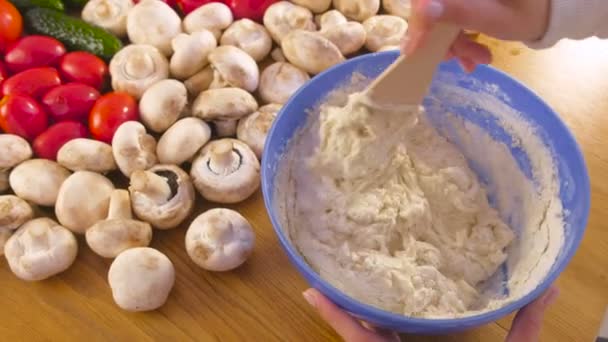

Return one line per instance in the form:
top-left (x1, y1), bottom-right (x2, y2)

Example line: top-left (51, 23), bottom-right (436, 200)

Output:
top-left (302, 289), bottom-right (317, 308)
top-left (541, 287), bottom-right (559, 307)
top-left (425, 0), bottom-right (444, 19)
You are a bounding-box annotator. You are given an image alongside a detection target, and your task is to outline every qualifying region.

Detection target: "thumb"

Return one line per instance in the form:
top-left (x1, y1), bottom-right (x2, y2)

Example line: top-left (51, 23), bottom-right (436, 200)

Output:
top-left (506, 286), bottom-right (559, 342)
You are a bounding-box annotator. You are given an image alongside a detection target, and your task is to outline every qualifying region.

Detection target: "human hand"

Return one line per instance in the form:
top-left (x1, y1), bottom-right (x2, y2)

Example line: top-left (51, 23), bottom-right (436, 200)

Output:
top-left (401, 0), bottom-right (552, 72)
top-left (303, 285), bottom-right (559, 342)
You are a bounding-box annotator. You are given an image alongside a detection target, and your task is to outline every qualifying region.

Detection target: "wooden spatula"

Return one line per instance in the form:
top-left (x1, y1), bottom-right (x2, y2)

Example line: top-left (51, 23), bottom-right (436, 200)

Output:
top-left (364, 23), bottom-right (460, 107)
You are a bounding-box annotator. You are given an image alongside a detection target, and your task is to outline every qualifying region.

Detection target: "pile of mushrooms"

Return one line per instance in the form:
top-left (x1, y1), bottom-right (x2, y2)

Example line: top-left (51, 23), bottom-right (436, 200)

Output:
top-left (0, 0), bottom-right (414, 313)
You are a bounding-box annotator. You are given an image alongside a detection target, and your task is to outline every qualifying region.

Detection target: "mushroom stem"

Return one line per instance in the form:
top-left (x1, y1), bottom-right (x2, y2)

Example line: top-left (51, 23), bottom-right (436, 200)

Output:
top-left (208, 140), bottom-right (239, 175)
top-left (27, 224), bottom-right (49, 250)
top-left (130, 170), bottom-right (172, 204)
top-left (125, 54), bottom-right (154, 78)
top-left (214, 120), bottom-right (237, 137)
top-left (108, 190), bottom-right (133, 220)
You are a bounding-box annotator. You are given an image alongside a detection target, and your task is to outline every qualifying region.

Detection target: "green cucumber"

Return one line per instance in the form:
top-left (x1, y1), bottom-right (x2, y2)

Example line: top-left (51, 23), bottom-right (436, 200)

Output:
top-left (24, 8), bottom-right (122, 61)
top-left (10, 0), bottom-right (65, 11)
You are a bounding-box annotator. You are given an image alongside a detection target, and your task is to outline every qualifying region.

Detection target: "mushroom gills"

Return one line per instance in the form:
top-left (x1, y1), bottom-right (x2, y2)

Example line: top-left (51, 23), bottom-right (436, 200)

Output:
top-left (154, 170), bottom-right (179, 199)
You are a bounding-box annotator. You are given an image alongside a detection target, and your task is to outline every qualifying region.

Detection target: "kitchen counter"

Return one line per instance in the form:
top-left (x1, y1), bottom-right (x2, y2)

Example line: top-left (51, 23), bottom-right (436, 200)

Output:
top-left (1, 36), bottom-right (607, 341)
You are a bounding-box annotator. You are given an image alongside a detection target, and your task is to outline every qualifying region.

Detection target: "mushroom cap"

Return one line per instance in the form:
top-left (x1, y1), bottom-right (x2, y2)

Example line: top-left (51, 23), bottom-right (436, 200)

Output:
top-left (86, 190), bottom-right (152, 258)
top-left (333, 0), bottom-right (380, 22)
top-left (4, 218), bottom-right (78, 281)
top-left (208, 46), bottom-right (260, 92)
top-left (112, 121), bottom-right (158, 177)
top-left (263, 1), bottom-right (316, 44)
top-left (0, 134), bottom-right (32, 169)
top-left (184, 66), bottom-right (214, 97)
top-left (108, 247), bottom-right (175, 312)
top-left (139, 79), bottom-right (188, 133)
top-left (185, 208), bottom-right (255, 271)
top-left (377, 45), bottom-right (400, 52)
top-left (0, 170), bottom-right (8, 194)
top-left (259, 62), bottom-right (310, 104)
top-left (290, 0), bottom-right (331, 13)
top-left (183, 2), bottom-right (233, 40)
top-left (82, 0), bottom-right (134, 38)
top-left (270, 47), bottom-right (286, 62)
top-left (0, 228), bottom-right (11, 256)
top-left (237, 104), bottom-right (282, 159)
top-left (126, 0), bottom-right (182, 56)
top-left (0, 195), bottom-right (34, 231)
top-left (9, 159), bottom-right (71, 207)
top-left (220, 19), bottom-right (272, 62)
top-left (129, 164), bottom-right (195, 229)
top-left (318, 11), bottom-right (367, 56)
top-left (363, 15), bottom-right (408, 52)
top-left (109, 44), bottom-right (169, 99)
top-left (281, 30), bottom-right (345, 75)
top-left (157, 117), bottom-right (212, 165)
top-left (382, 0), bottom-right (411, 18)
top-left (190, 139), bottom-right (260, 203)
top-left (57, 138), bottom-right (116, 173)
top-left (170, 30), bottom-right (217, 80)
top-left (55, 171), bottom-right (115, 234)
top-left (192, 87), bottom-right (258, 121)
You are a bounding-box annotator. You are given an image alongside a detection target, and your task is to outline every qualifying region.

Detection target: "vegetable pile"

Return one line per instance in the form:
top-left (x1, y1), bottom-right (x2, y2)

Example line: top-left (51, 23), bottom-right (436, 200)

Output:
top-left (0, 0), bottom-right (411, 312)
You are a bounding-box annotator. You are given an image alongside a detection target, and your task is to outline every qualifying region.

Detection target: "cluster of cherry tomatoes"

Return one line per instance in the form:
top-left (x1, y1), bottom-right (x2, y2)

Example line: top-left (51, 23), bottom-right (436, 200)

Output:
top-left (0, 0), bottom-right (139, 160)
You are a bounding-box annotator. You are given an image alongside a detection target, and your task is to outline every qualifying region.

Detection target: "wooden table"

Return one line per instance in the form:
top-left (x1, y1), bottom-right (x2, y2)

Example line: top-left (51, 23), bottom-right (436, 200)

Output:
top-left (1, 37), bottom-right (607, 342)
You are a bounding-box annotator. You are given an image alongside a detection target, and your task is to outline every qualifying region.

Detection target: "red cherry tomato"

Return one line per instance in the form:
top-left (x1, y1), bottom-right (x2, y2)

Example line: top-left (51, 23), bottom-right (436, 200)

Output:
top-left (0, 61), bottom-right (7, 89)
top-left (33, 121), bottom-right (88, 160)
top-left (175, 0), bottom-right (217, 15)
top-left (2, 67), bottom-right (62, 99)
top-left (89, 92), bottom-right (139, 143)
top-left (0, 94), bottom-right (49, 140)
top-left (4, 36), bottom-right (66, 73)
top-left (59, 51), bottom-right (108, 91)
top-left (42, 83), bottom-right (100, 122)
top-left (224, 0), bottom-right (277, 21)
top-left (0, 0), bottom-right (23, 54)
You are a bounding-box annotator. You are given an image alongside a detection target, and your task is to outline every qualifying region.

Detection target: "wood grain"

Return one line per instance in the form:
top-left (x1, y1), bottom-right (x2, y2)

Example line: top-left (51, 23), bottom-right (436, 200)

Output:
top-left (1, 37), bottom-right (608, 342)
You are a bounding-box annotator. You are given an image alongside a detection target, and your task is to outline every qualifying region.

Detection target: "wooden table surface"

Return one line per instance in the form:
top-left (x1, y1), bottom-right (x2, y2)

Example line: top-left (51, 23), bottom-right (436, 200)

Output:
top-left (1, 37), bottom-right (607, 342)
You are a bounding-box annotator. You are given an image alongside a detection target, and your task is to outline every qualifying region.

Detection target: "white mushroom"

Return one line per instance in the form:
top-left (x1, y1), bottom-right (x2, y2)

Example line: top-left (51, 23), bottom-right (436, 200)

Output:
top-left (0, 195), bottom-right (34, 231)
top-left (57, 138), bottom-right (116, 173)
top-left (192, 88), bottom-right (258, 138)
top-left (378, 45), bottom-right (400, 52)
top-left (290, 0), bottom-right (331, 13)
top-left (190, 139), bottom-right (260, 203)
top-left (263, 1), bottom-right (316, 44)
top-left (318, 10), bottom-right (367, 56)
top-left (170, 31), bottom-right (217, 80)
top-left (184, 66), bottom-right (214, 97)
top-left (82, 0), bottom-right (134, 38)
top-left (55, 171), bottom-right (115, 234)
top-left (363, 15), bottom-right (408, 52)
top-left (281, 30), bottom-right (345, 75)
top-left (220, 19), bottom-right (272, 62)
top-left (108, 247), bottom-right (175, 312)
top-left (127, 0), bottom-right (182, 56)
top-left (0, 171), bottom-right (8, 194)
top-left (382, 0), bottom-right (411, 19)
top-left (237, 104), bottom-right (282, 159)
top-left (129, 164), bottom-right (195, 229)
top-left (0, 228), bottom-right (11, 256)
top-left (9, 159), bottom-right (71, 206)
top-left (270, 47), bottom-right (286, 62)
top-left (109, 44), bottom-right (169, 99)
top-left (112, 121), bottom-right (158, 177)
top-left (208, 46), bottom-right (260, 92)
top-left (0, 134), bottom-right (32, 170)
top-left (157, 117), bottom-right (212, 165)
top-left (183, 2), bottom-right (233, 40)
top-left (259, 62), bottom-right (309, 104)
top-left (139, 79), bottom-right (188, 133)
top-left (86, 189), bottom-right (152, 258)
top-left (4, 218), bottom-right (78, 281)
top-left (333, 0), bottom-right (380, 22)
top-left (185, 208), bottom-right (255, 271)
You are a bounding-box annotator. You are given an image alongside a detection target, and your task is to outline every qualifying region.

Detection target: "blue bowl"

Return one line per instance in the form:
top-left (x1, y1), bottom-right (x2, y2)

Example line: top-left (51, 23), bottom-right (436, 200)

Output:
top-left (261, 51), bottom-right (590, 334)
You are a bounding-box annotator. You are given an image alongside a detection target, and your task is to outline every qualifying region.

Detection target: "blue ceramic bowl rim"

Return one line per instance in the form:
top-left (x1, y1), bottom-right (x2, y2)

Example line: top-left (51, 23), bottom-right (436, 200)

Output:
top-left (261, 50), bottom-right (591, 328)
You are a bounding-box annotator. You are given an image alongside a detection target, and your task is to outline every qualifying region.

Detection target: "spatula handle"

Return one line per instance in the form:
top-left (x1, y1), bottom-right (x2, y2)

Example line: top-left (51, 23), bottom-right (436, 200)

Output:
top-left (366, 24), bottom-right (460, 107)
